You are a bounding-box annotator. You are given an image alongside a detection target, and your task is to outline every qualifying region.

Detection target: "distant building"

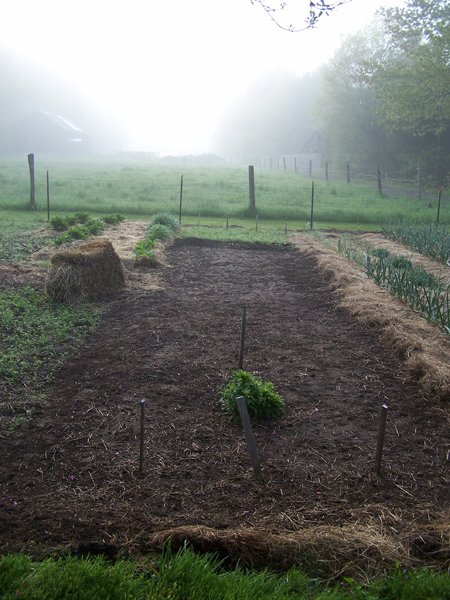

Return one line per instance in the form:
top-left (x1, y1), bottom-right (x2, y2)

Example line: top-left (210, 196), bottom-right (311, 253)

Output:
top-left (1, 110), bottom-right (92, 154)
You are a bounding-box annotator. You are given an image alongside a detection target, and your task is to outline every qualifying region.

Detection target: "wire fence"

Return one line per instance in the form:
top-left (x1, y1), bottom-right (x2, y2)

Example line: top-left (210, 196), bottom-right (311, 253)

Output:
top-left (0, 161), bottom-right (448, 229)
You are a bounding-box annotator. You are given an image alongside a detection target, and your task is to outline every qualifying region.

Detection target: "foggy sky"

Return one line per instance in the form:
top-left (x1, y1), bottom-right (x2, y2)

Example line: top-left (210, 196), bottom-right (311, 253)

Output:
top-left (1, 0), bottom-right (403, 155)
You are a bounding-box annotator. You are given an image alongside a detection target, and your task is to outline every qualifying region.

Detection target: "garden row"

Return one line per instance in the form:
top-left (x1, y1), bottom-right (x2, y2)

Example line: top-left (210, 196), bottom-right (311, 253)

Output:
top-left (337, 236), bottom-right (450, 332)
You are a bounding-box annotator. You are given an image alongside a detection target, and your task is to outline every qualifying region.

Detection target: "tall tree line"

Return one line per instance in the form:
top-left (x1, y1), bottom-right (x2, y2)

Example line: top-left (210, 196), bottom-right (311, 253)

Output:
top-left (318, 0), bottom-right (450, 185)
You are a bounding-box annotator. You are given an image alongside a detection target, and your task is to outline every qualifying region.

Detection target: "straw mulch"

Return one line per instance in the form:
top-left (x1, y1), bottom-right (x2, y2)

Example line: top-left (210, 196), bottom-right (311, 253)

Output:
top-left (290, 234), bottom-right (450, 402)
top-left (145, 521), bottom-right (449, 578)
top-left (46, 238), bottom-right (125, 303)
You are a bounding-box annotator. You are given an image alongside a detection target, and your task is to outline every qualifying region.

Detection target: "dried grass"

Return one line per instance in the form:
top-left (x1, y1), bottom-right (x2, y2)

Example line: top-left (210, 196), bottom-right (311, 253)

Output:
top-left (144, 521), bottom-right (449, 578)
top-left (46, 238), bottom-right (125, 303)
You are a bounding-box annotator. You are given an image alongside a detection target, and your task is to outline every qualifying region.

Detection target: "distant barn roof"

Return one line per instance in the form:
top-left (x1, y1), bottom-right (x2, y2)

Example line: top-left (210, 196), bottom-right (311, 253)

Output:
top-left (38, 111), bottom-right (83, 134)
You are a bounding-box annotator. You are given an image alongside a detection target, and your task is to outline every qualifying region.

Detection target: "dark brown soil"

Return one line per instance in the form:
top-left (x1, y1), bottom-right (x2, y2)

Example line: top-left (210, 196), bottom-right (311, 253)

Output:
top-left (0, 239), bottom-right (448, 554)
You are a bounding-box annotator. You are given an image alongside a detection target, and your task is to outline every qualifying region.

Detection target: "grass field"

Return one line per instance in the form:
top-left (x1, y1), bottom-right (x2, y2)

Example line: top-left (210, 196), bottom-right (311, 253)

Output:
top-left (0, 156), bottom-right (448, 227)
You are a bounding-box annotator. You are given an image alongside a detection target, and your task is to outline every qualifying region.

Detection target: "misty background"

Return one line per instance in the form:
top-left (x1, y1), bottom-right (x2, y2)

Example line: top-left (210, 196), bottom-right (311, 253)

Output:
top-left (1, 0), bottom-right (449, 184)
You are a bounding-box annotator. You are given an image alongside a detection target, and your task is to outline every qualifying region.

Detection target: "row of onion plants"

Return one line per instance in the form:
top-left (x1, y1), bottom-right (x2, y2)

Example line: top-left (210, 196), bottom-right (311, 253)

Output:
top-left (337, 238), bottom-right (450, 333)
top-left (382, 223), bottom-right (450, 265)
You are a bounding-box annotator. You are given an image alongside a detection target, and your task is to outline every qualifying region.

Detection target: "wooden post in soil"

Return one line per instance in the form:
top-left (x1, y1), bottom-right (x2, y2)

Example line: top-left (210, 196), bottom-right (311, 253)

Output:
top-left (139, 399), bottom-right (146, 476)
top-left (179, 174), bottom-right (184, 224)
top-left (236, 396), bottom-right (263, 481)
top-left (238, 306), bottom-right (246, 370)
top-left (248, 165), bottom-right (256, 217)
top-left (374, 404), bottom-right (388, 475)
top-left (28, 153), bottom-right (36, 210)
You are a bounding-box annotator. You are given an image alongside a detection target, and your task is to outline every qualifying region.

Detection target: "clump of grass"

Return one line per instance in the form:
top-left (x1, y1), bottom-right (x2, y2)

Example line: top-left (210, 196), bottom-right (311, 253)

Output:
top-left (53, 219), bottom-right (105, 246)
top-left (152, 212), bottom-right (180, 231)
top-left (220, 370), bottom-right (285, 421)
top-left (133, 238), bottom-right (157, 264)
top-left (102, 213), bottom-right (125, 225)
top-left (146, 223), bottom-right (172, 241)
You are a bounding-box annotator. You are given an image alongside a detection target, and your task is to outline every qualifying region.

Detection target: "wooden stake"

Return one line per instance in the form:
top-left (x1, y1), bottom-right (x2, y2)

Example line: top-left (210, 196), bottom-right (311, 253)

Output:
top-left (239, 306), bottom-right (246, 370)
top-left (139, 399), bottom-right (146, 476)
top-left (310, 181), bottom-right (315, 230)
top-left (46, 170), bottom-right (50, 221)
top-left (179, 174), bottom-right (183, 224)
top-left (374, 404), bottom-right (388, 475)
top-left (236, 396), bottom-right (263, 481)
top-left (436, 189), bottom-right (442, 226)
top-left (28, 153), bottom-right (36, 210)
top-left (248, 165), bottom-right (256, 217)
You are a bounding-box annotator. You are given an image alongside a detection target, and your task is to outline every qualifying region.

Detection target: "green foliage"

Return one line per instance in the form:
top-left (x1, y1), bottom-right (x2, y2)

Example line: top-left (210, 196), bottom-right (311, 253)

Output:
top-left (220, 370), bottom-right (285, 421)
top-left (74, 211), bottom-right (90, 224)
top-left (1, 551), bottom-right (448, 599)
top-left (49, 215), bottom-right (68, 231)
top-left (152, 212), bottom-right (181, 231)
top-left (383, 223), bottom-right (450, 264)
top-left (370, 567), bottom-right (450, 600)
top-left (180, 225), bottom-right (290, 246)
top-left (133, 237), bottom-right (157, 263)
top-left (85, 217), bottom-right (106, 235)
top-left (146, 223), bottom-right (173, 241)
top-left (53, 218), bottom-right (105, 246)
top-left (102, 212), bottom-right (125, 225)
top-left (338, 237), bottom-right (450, 331)
top-left (0, 286), bottom-right (100, 385)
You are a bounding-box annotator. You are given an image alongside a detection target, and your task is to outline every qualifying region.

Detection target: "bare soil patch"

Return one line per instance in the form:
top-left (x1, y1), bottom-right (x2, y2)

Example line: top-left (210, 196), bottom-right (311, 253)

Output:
top-left (0, 237), bottom-right (448, 571)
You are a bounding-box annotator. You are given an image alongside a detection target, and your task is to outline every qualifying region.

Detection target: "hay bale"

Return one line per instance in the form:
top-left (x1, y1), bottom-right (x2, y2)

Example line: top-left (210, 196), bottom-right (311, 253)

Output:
top-left (46, 238), bottom-right (125, 303)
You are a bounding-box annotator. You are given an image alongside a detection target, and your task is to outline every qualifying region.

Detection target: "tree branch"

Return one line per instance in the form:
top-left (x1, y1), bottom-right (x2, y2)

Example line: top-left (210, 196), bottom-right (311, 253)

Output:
top-left (250, 0), bottom-right (355, 32)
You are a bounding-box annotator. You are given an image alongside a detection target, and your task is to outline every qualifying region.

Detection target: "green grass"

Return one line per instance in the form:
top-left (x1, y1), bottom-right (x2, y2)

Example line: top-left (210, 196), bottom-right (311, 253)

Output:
top-left (1, 550), bottom-right (448, 599)
top-left (180, 224), bottom-right (290, 245)
top-left (0, 287), bottom-right (100, 385)
top-left (1, 156), bottom-right (448, 226)
top-left (0, 212), bottom-right (102, 432)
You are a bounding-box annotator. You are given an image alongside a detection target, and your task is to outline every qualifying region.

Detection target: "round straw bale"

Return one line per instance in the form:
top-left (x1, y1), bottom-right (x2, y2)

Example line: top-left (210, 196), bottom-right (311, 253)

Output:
top-left (46, 238), bottom-right (125, 303)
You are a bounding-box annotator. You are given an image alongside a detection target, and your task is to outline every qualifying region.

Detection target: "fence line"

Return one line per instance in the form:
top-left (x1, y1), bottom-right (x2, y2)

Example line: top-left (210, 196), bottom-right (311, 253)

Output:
top-left (0, 163), bottom-right (448, 228)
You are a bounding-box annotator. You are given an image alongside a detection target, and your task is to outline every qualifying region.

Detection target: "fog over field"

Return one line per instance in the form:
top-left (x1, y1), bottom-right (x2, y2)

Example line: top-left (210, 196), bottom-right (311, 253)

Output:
top-left (0, 0), bottom-right (401, 157)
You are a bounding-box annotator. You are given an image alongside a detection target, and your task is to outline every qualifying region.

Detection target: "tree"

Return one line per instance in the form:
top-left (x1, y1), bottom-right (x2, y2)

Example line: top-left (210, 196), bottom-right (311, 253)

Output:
top-left (317, 0), bottom-right (450, 184)
top-left (372, 0), bottom-right (450, 182)
top-left (250, 0), bottom-right (354, 32)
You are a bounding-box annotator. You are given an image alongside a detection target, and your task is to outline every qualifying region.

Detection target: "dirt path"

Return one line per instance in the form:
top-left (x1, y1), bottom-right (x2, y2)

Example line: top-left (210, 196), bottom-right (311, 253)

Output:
top-left (0, 238), bottom-right (447, 557)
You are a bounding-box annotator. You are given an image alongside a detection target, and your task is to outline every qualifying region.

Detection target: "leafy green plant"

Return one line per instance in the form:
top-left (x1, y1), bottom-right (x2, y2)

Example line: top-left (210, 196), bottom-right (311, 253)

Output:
top-left (152, 212), bottom-right (180, 231)
top-left (85, 218), bottom-right (105, 235)
top-left (102, 213), bottom-right (125, 225)
top-left (220, 370), bottom-right (285, 421)
top-left (146, 223), bottom-right (172, 241)
top-left (133, 238), bottom-right (157, 264)
top-left (74, 211), bottom-right (90, 224)
top-left (49, 216), bottom-right (68, 231)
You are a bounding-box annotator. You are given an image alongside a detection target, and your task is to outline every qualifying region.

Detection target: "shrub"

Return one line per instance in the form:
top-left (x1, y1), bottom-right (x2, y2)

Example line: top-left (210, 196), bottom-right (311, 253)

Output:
top-left (85, 218), bottom-right (105, 235)
top-left (102, 213), bottom-right (125, 225)
top-left (133, 238), bottom-right (157, 263)
top-left (146, 223), bottom-right (172, 241)
top-left (152, 213), bottom-right (180, 231)
top-left (50, 216), bottom-right (68, 231)
top-left (220, 370), bottom-right (285, 421)
top-left (74, 211), bottom-right (90, 224)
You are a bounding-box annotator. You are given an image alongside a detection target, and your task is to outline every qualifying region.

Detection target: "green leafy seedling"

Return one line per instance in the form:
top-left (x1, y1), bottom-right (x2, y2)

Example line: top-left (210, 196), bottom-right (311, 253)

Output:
top-left (220, 370), bottom-right (285, 421)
